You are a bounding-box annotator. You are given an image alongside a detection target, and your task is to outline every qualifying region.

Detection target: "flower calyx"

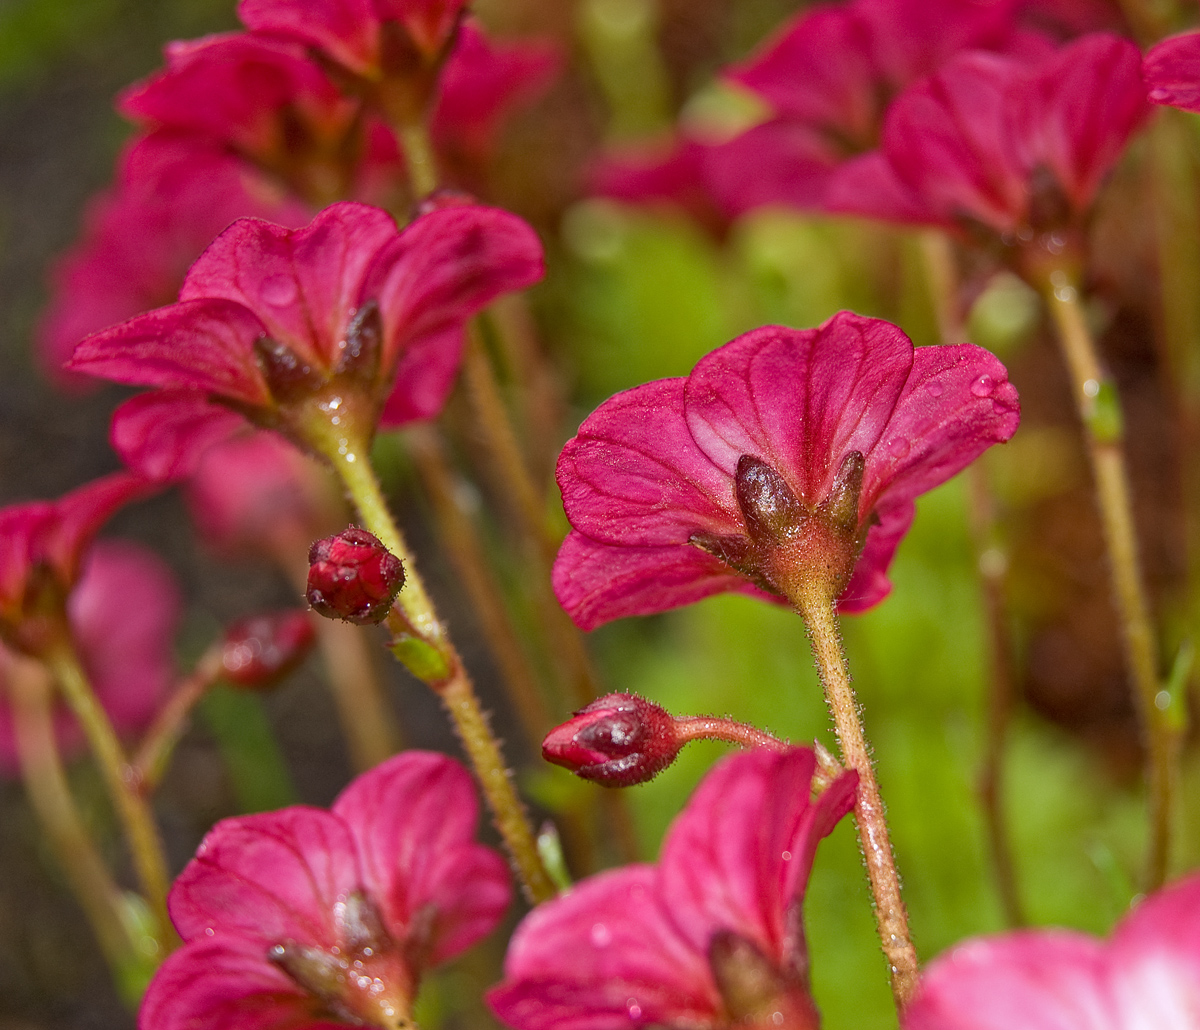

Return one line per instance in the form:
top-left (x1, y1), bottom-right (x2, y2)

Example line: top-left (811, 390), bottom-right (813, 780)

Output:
top-left (541, 693), bottom-right (679, 787)
top-left (269, 891), bottom-right (415, 1030)
top-left (694, 451), bottom-right (868, 605)
top-left (707, 929), bottom-right (819, 1030)
top-left (308, 527), bottom-right (405, 624)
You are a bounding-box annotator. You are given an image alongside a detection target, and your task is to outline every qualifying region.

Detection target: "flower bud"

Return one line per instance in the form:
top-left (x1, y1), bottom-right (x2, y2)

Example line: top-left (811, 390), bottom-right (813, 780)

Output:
top-left (220, 610), bottom-right (316, 689)
top-left (307, 528), bottom-right (405, 624)
top-left (542, 693), bottom-right (680, 787)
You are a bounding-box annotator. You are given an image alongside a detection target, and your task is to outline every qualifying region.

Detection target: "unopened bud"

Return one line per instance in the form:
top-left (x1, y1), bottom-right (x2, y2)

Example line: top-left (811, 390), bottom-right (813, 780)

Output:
top-left (254, 335), bottom-right (324, 404)
top-left (542, 693), bottom-right (680, 787)
top-left (220, 610), bottom-right (316, 689)
top-left (734, 455), bottom-right (806, 545)
top-left (307, 528), bottom-right (405, 624)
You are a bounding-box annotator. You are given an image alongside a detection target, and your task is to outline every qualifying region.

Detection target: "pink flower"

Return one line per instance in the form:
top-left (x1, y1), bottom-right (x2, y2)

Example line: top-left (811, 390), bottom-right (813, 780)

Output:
top-left (239, 0), bottom-right (469, 74)
top-left (38, 133), bottom-right (309, 391)
top-left (0, 539), bottom-right (180, 773)
top-left (1145, 30), bottom-right (1200, 114)
top-left (827, 33), bottom-right (1148, 235)
top-left (488, 748), bottom-right (858, 1030)
top-left (119, 33), bottom-right (380, 205)
top-left (552, 312), bottom-right (1019, 631)
top-left (67, 201), bottom-right (544, 480)
top-left (903, 871), bottom-right (1200, 1029)
top-left (140, 750), bottom-right (510, 1030)
top-left (596, 0), bottom-right (1042, 218)
top-left (0, 472), bottom-right (153, 653)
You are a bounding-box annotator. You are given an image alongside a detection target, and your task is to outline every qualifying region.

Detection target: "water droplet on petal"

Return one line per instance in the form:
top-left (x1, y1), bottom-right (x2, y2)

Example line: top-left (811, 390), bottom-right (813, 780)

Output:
top-left (888, 438), bottom-right (910, 459)
top-left (925, 380), bottom-right (944, 398)
top-left (970, 374), bottom-right (995, 398)
top-left (205, 927), bottom-right (216, 937)
top-left (627, 999), bottom-right (642, 1019)
top-left (591, 922), bottom-right (612, 947)
top-left (781, 850), bottom-right (792, 861)
top-left (772, 1013), bottom-right (785, 1026)
top-left (261, 274), bottom-right (299, 306)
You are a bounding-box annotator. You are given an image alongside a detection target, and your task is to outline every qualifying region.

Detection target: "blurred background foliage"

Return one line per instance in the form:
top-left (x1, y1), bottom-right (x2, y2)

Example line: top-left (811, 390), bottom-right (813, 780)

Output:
top-left (2, 0), bottom-right (1199, 1028)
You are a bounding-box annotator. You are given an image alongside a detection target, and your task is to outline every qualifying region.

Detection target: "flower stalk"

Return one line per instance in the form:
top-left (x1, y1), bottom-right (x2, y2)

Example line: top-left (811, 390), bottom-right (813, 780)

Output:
top-left (318, 429), bottom-right (555, 903)
top-left (789, 582), bottom-right (920, 1010)
top-left (7, 657), bottom-right (140, 986)
top-left (1039, 267), bottom-right (1173, 890)
top-left (43, 637), bottom-right (175, 948)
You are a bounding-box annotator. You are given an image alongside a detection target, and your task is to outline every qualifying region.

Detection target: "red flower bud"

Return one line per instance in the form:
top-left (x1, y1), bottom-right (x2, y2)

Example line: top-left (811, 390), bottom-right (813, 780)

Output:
top-left (221, 610), bottom-right (316, 689)
top-left (542, 693), bottom-right (680, 787)
top-left (307, 527), bottom-right (405, 624)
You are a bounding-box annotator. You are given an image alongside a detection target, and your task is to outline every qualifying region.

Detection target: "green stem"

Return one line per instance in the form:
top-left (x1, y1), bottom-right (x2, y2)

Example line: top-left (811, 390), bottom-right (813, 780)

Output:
top-left (919, 229), bottom-right (1025, 925)
top-left (43, 639), bottom-right (174, 947)
top-left (322, 437), bottom-right (555, 903)
top-left (7, 658), bottom-right (137, 978)
top-left (1041, 272), bottom-right (1173, 890)
top-left (395, 121), bottom-right (439, 202)
top-left (461, 327), bottom-right (602, 707)
top-left (131, 651), bottom-right (223, 793)
top-left (789, 584), bottom-right (920, 1011)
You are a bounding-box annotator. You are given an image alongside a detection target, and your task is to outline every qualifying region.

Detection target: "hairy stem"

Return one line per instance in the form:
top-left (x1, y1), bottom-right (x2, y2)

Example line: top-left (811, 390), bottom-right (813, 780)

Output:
top-left (8, 658), bottom-right (137, 976)
top-left (1041, 271), bottom-right (1172, 890)
top-left (790, 585), bottom-right (920, 1011)
top-left (323, 438), bottom-right (555, 902)
top-left (44, 640), bottom-right (174, 946)
top-left (674, 716), bottom-right (792, 752)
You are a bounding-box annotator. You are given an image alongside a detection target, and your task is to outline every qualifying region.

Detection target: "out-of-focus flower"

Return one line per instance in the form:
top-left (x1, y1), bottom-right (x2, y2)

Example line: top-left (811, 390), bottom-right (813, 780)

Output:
top-left (552, 312), bottom-right (1019, 630)
top-left (488, 748), bottom-right (858, 1030)
top-left (541, 693), bottom-right (679, 787)
top-left (219, 610), bottom-right (316, 689)
top-left (827, 33), bottom-right (1147, 237)
top-left (1145, 30), bottom-right (1200, 114)
top-left (68, 201), bottom-right (544, 480)
top-left (38, 133), bottom-right (309, 392)
top-left (119, 33), bottom-right (385, 206)
top-left (0, 473), bottom-right (153, 655)
top-left (307, 527), bottom-right (404, 624)
top-left (903, 871), bottom-right (1200, 1029)
top-left (185, 431), bottom-right (341, 559)
top-left (240, 0), bottom-right (469, 77)
top-left (595, 0), bottom-right (1043, 219)
top-left (0, 539), bottom-right (180, 773)
top-left (140, 751), bottom-right (510, 1030)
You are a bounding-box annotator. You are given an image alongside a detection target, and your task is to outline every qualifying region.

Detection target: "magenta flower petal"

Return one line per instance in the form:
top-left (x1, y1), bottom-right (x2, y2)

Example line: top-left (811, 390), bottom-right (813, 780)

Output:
top-left (377, 323), bottom-right (466, 427)
top-left (1145, 31), bottom-right (1200, 112)
top-left (332, 751), bottom-right (511, 964)
top-left (170, 806), bottom-right (361, 948)
top-left (824, 151), bottom-right (942, 224)
top-left (552, 531), bottom-right (779, 633)
top-left (109, 391), bottom-right (250, 483)
top-left (139, 936), bottom-right (344, 1030)
top-left (905, 873), bottom-right (1200, 1029)
top-left (559, 378), bottom-right (738, 548)
top-left (181, 203), bottom-right (399, 369)
top-left (704, 123), bottom-right (840, 215)
top-left (69, 299), bottom-right (271, 404)
top-left (658, 748), bottom-right (857, 964)
top-left (372, 0), bottom-right (467, 56)
top-left (882, 52), bottom-right (1027, 233)
top-left (432, 21), bottom-right (563, 160)
top-left (362, 203), bottom-right (545, 385)
top-left (1007, 33), bottom-right (1146, 212)
top-left (490, 866), bottom-right (719, 1030)
top-left (238, 0), bottom-right (380, 78)
top-left (119, 33), bottom-right (348, 160)
top-left (863, 343), bottom-right (1020, 509)
top-left (904, 931), bottom-right (1110, 1029)
top-left (684, 316), bottom-right (914, 502)
top-left (490, 749), bottom-right (856, 1030)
